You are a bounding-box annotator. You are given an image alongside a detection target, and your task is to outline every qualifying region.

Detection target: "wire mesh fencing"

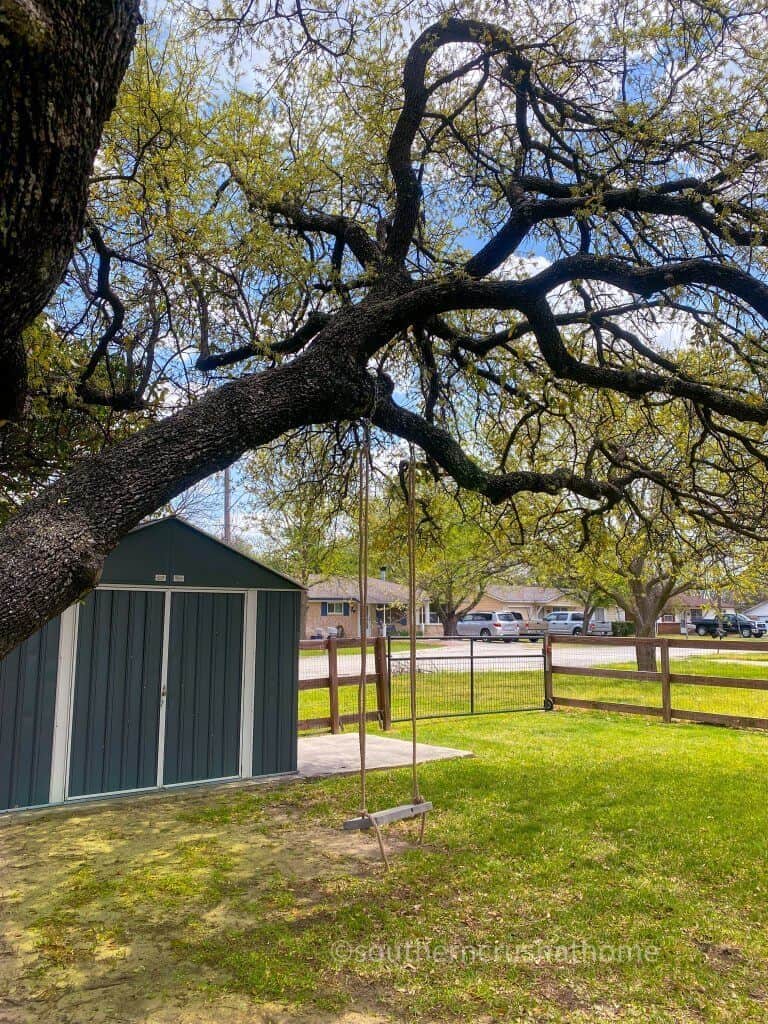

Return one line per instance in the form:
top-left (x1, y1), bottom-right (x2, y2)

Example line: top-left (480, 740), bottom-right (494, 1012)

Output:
top-left (388, 637), bottom-right (546, 722)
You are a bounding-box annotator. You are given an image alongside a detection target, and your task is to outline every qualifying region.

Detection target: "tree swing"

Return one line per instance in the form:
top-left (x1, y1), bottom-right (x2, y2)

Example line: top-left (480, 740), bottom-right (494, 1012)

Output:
top-left (343, 426), bottom-right (432, 869)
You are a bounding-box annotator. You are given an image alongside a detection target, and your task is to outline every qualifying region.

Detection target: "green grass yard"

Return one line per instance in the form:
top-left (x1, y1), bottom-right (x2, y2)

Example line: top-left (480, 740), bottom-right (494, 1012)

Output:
top-left (2, 709), bottom-right (768, 1023)
top-left (553, 655), bottom-right (768, 719)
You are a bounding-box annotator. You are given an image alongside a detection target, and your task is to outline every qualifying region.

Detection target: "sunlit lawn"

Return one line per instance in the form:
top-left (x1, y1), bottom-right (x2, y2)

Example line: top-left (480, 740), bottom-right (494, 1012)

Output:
top-left (553, 655), bottom-right (768, 720)
top-left (3, 709), bottom-right (768, 1024)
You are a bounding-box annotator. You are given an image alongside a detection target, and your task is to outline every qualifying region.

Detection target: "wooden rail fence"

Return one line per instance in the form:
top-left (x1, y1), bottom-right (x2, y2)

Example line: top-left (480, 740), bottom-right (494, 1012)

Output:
top-left (298, 635), bottom-right (391, 733)
top-left (544, 635), bottom-right (768, 731)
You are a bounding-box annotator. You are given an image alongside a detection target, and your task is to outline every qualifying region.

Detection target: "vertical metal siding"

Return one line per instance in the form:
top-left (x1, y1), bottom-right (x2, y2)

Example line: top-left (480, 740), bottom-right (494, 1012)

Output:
top-left (0, 618), bottom-right (60, 810)
top-left (163, 592), bottom-right (243, 784)
top-left (252, 591), bottom-right (300, 776)
top-left (68, 591), bottom-right (164, 797)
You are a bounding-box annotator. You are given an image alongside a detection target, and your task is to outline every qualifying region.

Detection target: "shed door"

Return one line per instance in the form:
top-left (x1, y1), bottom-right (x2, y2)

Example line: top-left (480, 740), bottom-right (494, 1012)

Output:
top-left (0, 618), bottom-right (61, 810)
top-left (163, 592), bottom-right (243, 785)
top-left (68, 590), bottom-right (164, 798)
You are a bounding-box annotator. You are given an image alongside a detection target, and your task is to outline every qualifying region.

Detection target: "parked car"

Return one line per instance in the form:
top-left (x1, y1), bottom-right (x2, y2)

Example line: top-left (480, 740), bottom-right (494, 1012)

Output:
top-left (456, 610), bottom-right (521, 641)
top-left (690, 613), bottom-right (765, 638)
top-left (543, 610), bottom-right (588, 636)
top-left (726, 614), bottom-right (764, 638)
top-left (518, 614), bottom-right (548, 641)
top-left (586, 618), bottom-right (613, 636)
top-left (309, 625), bottom-right (342, 640)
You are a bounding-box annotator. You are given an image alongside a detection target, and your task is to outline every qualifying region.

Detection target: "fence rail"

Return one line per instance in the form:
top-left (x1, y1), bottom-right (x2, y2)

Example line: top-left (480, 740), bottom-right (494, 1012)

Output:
top-left (297, 636), bottom-right (391, 733)
top-left (546, 635), bottom-right (768, 731)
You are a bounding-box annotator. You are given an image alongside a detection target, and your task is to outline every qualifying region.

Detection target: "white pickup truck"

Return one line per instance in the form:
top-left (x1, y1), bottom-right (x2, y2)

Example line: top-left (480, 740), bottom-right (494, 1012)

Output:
top-left (541, 611), bottom-right (612, 636)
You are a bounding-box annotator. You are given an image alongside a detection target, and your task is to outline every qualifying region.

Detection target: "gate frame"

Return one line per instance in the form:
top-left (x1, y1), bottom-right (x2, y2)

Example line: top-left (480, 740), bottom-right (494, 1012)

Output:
top-left (386, 634), bottom-right (547, 722)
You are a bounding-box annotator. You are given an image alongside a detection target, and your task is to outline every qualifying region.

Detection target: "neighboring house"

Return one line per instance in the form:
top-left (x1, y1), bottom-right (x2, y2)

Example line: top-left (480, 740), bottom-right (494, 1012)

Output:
top-left (306, 576), bottom-right (432, 639)
top-left (743, 599), bottom-right (768, 621)
top-left (657, 591), bottom-right (737, 633)
top-left (475, 585), bottom-right (624, 625)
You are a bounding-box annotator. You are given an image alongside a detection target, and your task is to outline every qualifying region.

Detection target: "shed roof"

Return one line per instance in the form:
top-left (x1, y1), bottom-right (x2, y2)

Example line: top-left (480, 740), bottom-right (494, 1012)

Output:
top-left (100, 517), bottom-right (304, 591)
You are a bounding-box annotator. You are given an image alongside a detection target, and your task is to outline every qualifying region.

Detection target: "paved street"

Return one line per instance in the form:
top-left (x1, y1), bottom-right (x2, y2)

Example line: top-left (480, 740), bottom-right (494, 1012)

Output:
top-left (299, 638), bottom-right (758, 679)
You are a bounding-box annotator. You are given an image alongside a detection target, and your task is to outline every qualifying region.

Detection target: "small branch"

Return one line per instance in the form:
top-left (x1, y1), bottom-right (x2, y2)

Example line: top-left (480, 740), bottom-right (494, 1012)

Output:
top-left (195, 311), bottom-right (332, 371)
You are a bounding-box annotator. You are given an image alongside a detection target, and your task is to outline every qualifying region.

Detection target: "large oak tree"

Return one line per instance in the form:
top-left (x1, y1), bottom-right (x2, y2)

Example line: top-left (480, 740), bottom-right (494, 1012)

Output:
top-left (3, 0), bottom-right (768, 657)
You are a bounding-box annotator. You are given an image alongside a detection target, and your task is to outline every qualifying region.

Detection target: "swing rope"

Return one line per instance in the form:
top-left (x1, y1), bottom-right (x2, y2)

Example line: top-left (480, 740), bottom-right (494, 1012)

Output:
top-left (356, 424), bottom-right (371, 817)
top-left (406, 443), bottom-right (422, 808)
top-left (351, 426), bottom-right (429, 868)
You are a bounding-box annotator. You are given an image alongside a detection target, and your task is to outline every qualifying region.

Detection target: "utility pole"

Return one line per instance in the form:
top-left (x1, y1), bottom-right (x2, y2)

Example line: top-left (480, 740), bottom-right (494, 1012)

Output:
top-left (223, 467), bottom-right (232, 544)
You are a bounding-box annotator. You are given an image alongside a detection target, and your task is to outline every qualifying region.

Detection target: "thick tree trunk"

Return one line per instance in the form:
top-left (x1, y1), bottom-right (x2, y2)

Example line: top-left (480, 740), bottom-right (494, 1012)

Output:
top-left (0, 346), bottom-right (373, 658)
top-left (0, 0), bottom-right (141, 421)
top-left (299, 590), bottom-right (310, 640)
top-left (441, 611), bottom-right (459, 636)
top-left (632, 602), bottom-right (662, 672)
top-left (634, 629), bottom-right (658, 673)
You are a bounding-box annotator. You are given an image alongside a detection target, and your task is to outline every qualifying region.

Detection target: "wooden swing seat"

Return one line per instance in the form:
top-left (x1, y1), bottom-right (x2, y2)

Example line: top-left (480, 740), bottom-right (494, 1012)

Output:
top-left (343, 801), bottom-right (433, 831)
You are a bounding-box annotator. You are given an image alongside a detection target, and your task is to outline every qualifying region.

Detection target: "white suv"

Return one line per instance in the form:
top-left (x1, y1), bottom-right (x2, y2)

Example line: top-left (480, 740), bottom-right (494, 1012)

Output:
top-left (456, 611), bottom-right (521, 640)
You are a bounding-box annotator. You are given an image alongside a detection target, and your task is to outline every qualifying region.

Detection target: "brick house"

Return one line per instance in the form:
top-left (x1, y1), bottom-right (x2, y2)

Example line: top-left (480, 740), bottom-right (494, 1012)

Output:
top-left (473, 585), bottom-right (624, 625)
top-left (305, 576), bottom-right (431, 639)
top-left (657, 591), bottom-right (737, 633)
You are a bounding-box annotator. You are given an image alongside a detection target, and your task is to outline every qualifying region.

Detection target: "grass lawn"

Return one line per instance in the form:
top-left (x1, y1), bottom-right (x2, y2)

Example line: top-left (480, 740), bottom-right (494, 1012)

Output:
top-left (553, 655), bottom-right (768, 719)
top-left (2, 710), bottom-right (768, 1023)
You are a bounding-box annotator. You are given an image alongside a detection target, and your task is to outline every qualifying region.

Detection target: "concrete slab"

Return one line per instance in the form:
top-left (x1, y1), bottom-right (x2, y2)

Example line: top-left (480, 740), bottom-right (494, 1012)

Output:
top-left (297, 733), bottom-right (473, 779)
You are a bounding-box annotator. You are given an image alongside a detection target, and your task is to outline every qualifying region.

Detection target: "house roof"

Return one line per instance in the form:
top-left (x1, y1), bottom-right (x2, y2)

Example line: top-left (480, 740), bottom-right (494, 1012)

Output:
top-left (101, 516), bottom-right (305, 591)
top-left (663, 591), bottom-right (735, 610)
top-left (484, 584), bottom-right (577, 606)
top-left (307, 575), bottom-right (426, 604)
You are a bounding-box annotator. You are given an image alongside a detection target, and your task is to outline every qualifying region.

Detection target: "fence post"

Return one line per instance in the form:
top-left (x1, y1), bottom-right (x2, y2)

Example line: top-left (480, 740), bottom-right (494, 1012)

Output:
top-left (543, 634), bottom-right (554, 709)
top-left (660, 637), bottom-right (671, 723)
top-left (374, 635), bottom-right (391, 730)
top-left (470, 638), bottom-right (475, 714)
top-left (327, 636), bottom-right (341, 734)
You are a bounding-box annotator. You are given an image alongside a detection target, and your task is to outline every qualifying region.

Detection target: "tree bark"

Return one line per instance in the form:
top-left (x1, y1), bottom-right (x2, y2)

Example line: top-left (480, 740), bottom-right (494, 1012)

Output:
top-left (634, 627), bottom-right (658, 673)
top-left (0, 344), bottom-right (374, 657)
top-left (603, 575), bottom-right (684, 673)
top-left (441, 611), bottom-right (459, 637)
top-left (0, 0), bottom-right (141, 421)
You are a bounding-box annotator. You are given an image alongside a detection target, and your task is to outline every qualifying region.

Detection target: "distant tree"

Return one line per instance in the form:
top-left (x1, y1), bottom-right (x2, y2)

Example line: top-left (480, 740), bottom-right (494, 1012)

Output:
top-left (371, 477), bottom-right (522, 636)
top-left (145, 476), bottom-right (226, 530)
top-left (523, 488), bottom-right (749, 670)
top-left (242, 434), bottom-right (359, 585)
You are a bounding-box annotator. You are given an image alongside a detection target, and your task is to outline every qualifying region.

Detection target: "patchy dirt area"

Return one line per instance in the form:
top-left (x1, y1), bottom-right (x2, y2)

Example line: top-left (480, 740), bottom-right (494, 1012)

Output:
top-left (4, 714), bottom-right (768, 1024)
top-left (0, 780), bottom-right (406, 1024)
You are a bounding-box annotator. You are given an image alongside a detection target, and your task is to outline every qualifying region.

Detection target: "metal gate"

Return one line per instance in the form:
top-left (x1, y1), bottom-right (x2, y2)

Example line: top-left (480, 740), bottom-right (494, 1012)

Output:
top-left (387, 636), bottom-right (546, 722)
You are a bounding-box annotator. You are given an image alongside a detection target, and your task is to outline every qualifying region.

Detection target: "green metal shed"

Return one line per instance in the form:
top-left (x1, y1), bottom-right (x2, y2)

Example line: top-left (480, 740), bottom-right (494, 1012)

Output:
top-left (0, 517), bottom-right (303, 812)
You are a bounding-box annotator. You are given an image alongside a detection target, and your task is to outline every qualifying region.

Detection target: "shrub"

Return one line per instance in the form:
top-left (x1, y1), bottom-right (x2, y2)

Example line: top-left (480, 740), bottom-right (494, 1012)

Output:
top-left (612, 620), bottom-right (636, 637)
